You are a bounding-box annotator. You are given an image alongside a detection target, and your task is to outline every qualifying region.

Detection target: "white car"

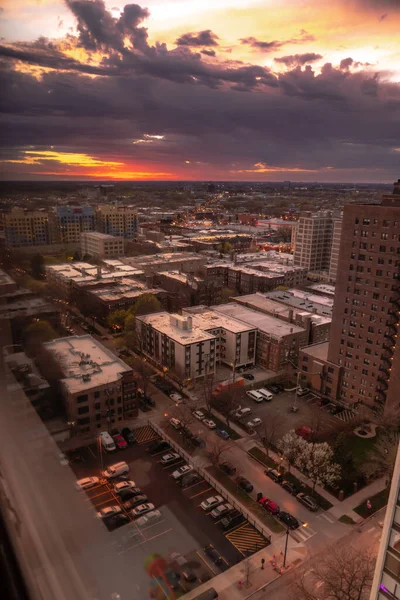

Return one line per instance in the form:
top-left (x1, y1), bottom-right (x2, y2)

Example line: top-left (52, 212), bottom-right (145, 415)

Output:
top-left (200, 495), bottom-right (224, 511)
top-left (235, 407), bottom-right (252, 419)
top-left (247, 418), bottom-right (262, 428)
top-left (75, 477), bottom-right (99, 491)
top-left (172, 465), bottom-right (193, 480)
top-left (203, 419), bottom-right (216, 429)
top-left (161, 452), bottom-right (181, 465)
top-left (113, 480), bottom-right (136, 494)
top-left (135, 509), bottom-right (162, 527)
top-left (246, 390), bottom-right (264, 403)
top-left (131, 503), bottom-right (156, 518)
top-left (169, 418), bottom-right (181, 430)
top-left (170, 392), bottom-right (183, 403)
top-left (193, 410), bottom-right (205, 420)
top-left (96, 505), bottom-right (122, 519)
top-left (210, 503), bottom-right (233, 519)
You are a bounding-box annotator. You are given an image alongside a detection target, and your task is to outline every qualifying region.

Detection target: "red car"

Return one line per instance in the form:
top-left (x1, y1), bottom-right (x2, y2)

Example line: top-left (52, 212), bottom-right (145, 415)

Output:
top-left (113, 433), bottom-right (128, 449)
top-left (258, 496), bottom-right (280, 515)
top-left (295, 426), bottom-right (312, 440)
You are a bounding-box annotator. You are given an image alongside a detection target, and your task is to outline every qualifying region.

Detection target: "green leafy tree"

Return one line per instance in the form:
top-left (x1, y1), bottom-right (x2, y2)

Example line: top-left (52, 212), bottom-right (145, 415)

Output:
top-left (217, 242), bottom-right (233, 255)
top-left (219, 287), bottom-right (237, 303)
top-left (24, 320), bottom-right (57, 354)
top-left (130, 293), bottom-right (162, 317)
top-left (73, 251), bottom-right (81, 261)
top-left (107, 309), bottom-right (128, 332)
top-left (30, 253), bottom-right (45, 279)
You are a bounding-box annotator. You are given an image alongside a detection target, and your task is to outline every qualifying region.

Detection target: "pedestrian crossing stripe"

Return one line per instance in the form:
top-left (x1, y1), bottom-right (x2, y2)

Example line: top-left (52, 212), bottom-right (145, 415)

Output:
top-left (225, 523), bottom-right (269, 556)
top-left (335, 410), bottom-right (354, 423)
top-left (134, 425), bottom-right (159, 444)
top-left (290, 525), bottom-right (316, 543)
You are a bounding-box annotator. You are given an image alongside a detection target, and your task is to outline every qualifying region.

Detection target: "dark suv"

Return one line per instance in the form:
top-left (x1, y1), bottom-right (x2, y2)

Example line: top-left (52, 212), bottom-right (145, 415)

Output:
top-left (220, 462), bottom-right (237, 475)
top-left (237, 477), bottom-right (253, 492)
top-left (220, 510), bottom-right (245, 531)
top-left (204, 545), bottom-right (223, 566)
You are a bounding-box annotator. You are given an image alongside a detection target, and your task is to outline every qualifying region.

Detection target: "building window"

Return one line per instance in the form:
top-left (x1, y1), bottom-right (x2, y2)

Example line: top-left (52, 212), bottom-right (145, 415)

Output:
top-left (94, 391), bottom-right (100, 399)
top-left (95, 402), bottom-right (100, 410)
top-left (77, 417), bottom-right (90, 425)
top-left (78, 405), bottom-right (89, 415)
top-left (77, 394), bottom-right (88, 404)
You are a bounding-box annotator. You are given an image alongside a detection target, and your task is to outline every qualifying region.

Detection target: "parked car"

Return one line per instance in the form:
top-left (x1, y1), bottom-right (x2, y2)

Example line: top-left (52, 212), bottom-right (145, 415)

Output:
top-left (281, 480), bottom-right (298, 495)
top-left (200, 495), bottom-right (224, 512)
top-left (220, 461), bottom-right (236, 475)
top-left (123, 494), bottom-right (148, 510)
top-left (170, 392), bottom-right (183, 403)
top-left (97, 505), bottom-right (122, 519)
top-left (118, 487), bottom-right (142, 501)
top-left (267, 384), bottom-right (281, 394)
top-left (105, 514), bottom-right (129, 531)
top-left (203, 419), bottom-right (216, 429)
top-left (112, 433), bottom-right (128, 450)
top-left (246, 390), bottom-right (264, 403)
top-left (75, 477), bottom-right (99, 491)
top-left (258, 497), bottom-right (280, 515)
top-left (235, 407), bottom-right (252, 419)
top-left (139, 401), bottom-right (151, 412)
top-left (113, 480), bottom-right (136, 494)
top-left (131, 503), bottom-right (156, 518)
top-left (215, 428), bottom-right (230, 440)
top-left (237, 477), bottom-right (253, 493)
top-left (204, 544), bottom-right (223, 566)
top-left (247, 418), bottom-right (262, 428)
top-left (296, 493), bottom-right (319, 511)
top-left (220, 511), bottom-right (245, 531)
top-left (188, 434), bottom-right (205, 448)
top-left (193, 410), bottom-right (205, 420)
top-left (121, 427), bottom-right (136, 444)
top-left (181, 569), bottom-right (197, 583)
top-left (180, 473), bottom-right (202, 488)
top-left (210, 503), bottom-right (234, 519)
top-left (160, 452), bottom-right (181, 465)
top-left (147, 440), bottom-right (170, 454)
top-left (264, 468), bottom-right (282, 483)
top-left (135, 509), bottom-right (162, 527)
top-left (243, 373), bottom-right (255, 380)
top-left (169, 418), bottom-right (182, 430)
top-left (278, 512), bottom-right (299, 529)
top-left (297, 387), bottom-right (310, 397)
top-left (295, 426), bottom-right (313, 440)
top-left (258, 388), bottom-right (274, 402)
top-left (103, 461), bottom-right (129, 479)
top-left (172, 465), bottom-right (193, 480)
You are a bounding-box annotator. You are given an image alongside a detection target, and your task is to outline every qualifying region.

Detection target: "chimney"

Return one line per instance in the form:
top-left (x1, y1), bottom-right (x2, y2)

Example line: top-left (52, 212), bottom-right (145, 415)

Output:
top-left (288, 309), bottom-right (293, 323)
top-left (97, 266), bottom-right (101, 279)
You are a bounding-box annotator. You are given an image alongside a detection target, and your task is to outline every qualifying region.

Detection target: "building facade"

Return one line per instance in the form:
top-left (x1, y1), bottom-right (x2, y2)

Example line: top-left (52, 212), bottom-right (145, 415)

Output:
top-left (4, 208), bottom-right (50, 247)
top-left (327, 192), bottom-right (400, 411)
top-left (96, 205), bottom-right (139, 239)
top-left (329, 215), bottom-right (343, 282)
top-left (293, 211), bottom-right (336, 273)
top-left (80, 231), bottom-right (124, 259)
top-left (42, 335), bottom-right (137, 435)
top-left (51, 206), bottom-right (96, 244)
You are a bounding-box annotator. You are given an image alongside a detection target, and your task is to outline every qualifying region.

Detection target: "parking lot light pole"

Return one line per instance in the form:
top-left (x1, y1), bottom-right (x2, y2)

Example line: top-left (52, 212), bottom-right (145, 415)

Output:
top-left (98, 436), bottom-right (104, 474)
top-left (283, 528), bottom-right (290, 568)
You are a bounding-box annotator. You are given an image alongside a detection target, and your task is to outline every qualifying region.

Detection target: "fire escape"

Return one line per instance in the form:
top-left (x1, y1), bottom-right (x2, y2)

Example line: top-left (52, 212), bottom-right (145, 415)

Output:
top-left (376, 275), bottom-right (400, 407)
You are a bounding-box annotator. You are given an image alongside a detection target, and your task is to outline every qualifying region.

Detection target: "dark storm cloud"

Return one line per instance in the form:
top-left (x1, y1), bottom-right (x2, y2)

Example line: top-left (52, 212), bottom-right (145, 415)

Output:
top-left (240, 30), bottom-right (315, 52)
top-left (176, 30), bottom-right (219, 47)
top-left (275, 53), bottom-right (323, 67)
top-left (201, 49), bottom-right (216, 57)
top-left (340, 57), bottom-right (354, 69)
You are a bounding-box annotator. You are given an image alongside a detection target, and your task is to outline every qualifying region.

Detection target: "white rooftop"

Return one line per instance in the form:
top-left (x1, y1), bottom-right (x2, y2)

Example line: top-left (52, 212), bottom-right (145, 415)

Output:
top-left (183, 308), bottom-right (256, 334)
top-left (81, 231), bottom-right (122, 241)
top-left (232, 293), bottom-right (331, 326)
top-left (308, 284), bottom-right (336, 296)
top-left (213, 303), bottom-right (305, 339)
top-left (137, 312), bottom-right (216, 345)
top-left (44, 335), bottom-right (131, 394)
top-left (266, 289), bottom-right (333, 316)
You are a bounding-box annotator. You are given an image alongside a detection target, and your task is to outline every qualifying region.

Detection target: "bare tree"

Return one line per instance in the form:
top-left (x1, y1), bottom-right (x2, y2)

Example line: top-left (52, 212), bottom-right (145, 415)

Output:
top-left (256, 414), bottom-right (281, 457)
top-left (362, 431), bottom-right (398, 487)
top-left (291, 546), bottom-right (375, 600)
top-left (125, 355), bottom-right (153, 397)
top-left (169, 404), bottom-right (195, 433)
top-left (202, 364), bottom-right (215, 416)
top-left (206, 436), bottom-right (232, 466)
top-left (212, 389), bottom-right (241, 431)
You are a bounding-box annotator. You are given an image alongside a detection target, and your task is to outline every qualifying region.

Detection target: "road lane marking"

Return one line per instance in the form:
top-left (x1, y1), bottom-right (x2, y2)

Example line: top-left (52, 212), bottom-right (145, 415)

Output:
top-left (87, 446), bottom-right (96, 458)
top-left (189, 487), bottom-right (212, 499)
top-left (196, 551), bottom-right (216, 575)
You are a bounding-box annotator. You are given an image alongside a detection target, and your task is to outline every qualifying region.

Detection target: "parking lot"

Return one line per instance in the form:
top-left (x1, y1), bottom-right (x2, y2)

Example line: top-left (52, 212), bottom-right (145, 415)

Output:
top-left (68, 426), bottom-right (271, 597)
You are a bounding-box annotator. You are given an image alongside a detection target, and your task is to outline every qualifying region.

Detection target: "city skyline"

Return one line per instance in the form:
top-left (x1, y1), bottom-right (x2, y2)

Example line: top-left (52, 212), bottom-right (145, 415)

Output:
top-left (1, 0), bottom-right (400, 182)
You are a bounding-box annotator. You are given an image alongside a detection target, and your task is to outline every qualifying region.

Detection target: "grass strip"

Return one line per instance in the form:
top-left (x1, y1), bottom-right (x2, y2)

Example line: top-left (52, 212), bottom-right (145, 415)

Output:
top-left (353, 487), bottom-right (389, 518)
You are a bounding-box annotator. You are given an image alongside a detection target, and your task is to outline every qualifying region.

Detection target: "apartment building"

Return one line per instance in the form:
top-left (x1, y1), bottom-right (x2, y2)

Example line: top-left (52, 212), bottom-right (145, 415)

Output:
top-left (136, 312), bottom-right (217, 385)
top-left (4, 208), bottom-right (50, 247)
top-left (154, 271), bottom-right (221, 311)
top-left (96, 205), bottom-right (139, 239)
top-left (42, 335), bottom-right (137, 435)
top-left (370, 440), bottom-right (400, 600)
top-left (51, 206), bottom-right (95, 244)
top-left (327, 190), bottom-right (400, 411)
top-left (0, 269), bottom-right (17, 295)
top-left (329, 215), bottom-right (343, 282)
top-left (293, 211), bottom-right (336, 273)
top-left (233, 292), bottom-right (331, 345)
top-left (80, 231), bottom-right (124, 259)
top-left (213, 303), bottom-right (308, 373)
top-left (122, 252), bottom-right (207, 275)
top-left (299, 342), bottom-right (342, 400)
top-left (266, 288), bottom-right (333, 318)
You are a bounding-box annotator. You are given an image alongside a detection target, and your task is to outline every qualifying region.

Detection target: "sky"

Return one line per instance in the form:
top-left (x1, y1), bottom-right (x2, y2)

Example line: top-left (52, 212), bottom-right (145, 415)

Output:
top-left (0, 0), bottom-right (399, 182)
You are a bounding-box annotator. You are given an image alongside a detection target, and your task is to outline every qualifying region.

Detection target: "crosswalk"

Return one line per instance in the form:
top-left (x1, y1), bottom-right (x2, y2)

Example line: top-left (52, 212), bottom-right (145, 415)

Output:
top-left (225, 523), bottom-right (269, 557)
top-left (290, 524), bottom-right (317, 543)
top-left (316, 512), bottom-right (336, 524)
top-left (334, 410), bottom-right (355, 423)
top-left (134, 425), bottom-right (159, 444)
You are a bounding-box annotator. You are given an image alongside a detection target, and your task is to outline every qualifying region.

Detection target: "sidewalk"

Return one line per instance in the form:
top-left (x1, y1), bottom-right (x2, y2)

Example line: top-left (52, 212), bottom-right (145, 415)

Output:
top-left (182, 537), bottom-right (306, 600)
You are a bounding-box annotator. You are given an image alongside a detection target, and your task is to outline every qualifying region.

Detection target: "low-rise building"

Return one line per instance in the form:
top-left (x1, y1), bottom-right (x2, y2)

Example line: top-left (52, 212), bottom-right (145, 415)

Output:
top-left (121, 252), bottom-right (207, 275)
top-left (0, 268), bottom-right (17, 294)
top-left (154, 271), bottom-right (220, 311)
top-left (51, 206), bottom-right (96, 244)
top-left (213, 303), bottom-right (308, 373)
top-left (96, 205), bottom-right (139, 238)
top-left (265, 288), bottom-right (333, 317)
top-left (80, 231), bottom-right (124, 259)
top-left (42, 335), bottom-right (137, 435)
top-left (298, 342), bottom-right (341, 401)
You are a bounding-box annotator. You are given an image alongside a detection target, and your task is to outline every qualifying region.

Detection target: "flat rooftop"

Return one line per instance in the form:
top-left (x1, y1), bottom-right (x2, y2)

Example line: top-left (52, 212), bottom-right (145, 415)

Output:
top-left (0, 297), bottom-right (59, 318)
top-left (266, 289), bottom-right (333, 316)
top-left (122, 252), bottom-right (203, 266)
top-left (183, 308), bottom-right (256, 334)
top-left (44, 335), bottom-right (131, 394)
top-left (81, 231), bottom-right (123, 241)
top-left (308, 284), bottom-right (336, 297)
top-left (232, 293), bottom-right (331, 325)
top-left (0, 268), bottom-right (16, 287)
top-left (91, 284), bottom-right (163, 303)
top-left (301, 341), bottom-right (330, 361)
top-left (137, 312), bottom-right (216, 345)
top-left (213, 303), bottom-right (305, 339)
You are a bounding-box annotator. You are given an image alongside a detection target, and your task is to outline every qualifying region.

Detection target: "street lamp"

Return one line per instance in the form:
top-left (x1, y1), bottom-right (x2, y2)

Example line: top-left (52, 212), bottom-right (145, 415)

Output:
top-left (283, 522), bottom-right (307, 568)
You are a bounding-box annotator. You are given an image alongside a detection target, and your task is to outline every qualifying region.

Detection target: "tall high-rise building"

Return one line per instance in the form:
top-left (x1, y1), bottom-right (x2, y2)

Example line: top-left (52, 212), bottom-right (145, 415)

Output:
top-left (293, 211), bottom-right (336, 273)
top-left (327, 183), bottom-right (400, 411)
top-left (96, 205), bottom-right (138, 239)
top-left (4, 208), bottom-right (50, 247)
top-left (370, 440), bottom-right (400, 600)
top-left (51, 206), bottom-right (96, 244)
top-left (328, 214), bottom-right (343, 282)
